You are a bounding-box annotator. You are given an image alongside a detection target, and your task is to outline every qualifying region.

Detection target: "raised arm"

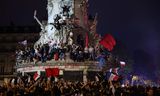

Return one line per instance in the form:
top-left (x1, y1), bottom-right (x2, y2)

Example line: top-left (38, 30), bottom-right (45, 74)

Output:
top-left (34, 10), bottom-right (44, 28)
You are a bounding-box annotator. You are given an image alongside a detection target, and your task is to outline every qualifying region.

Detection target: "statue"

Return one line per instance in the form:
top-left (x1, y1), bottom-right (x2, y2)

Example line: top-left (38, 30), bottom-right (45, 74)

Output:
top-left (34, 0), bottom-right (74, 48)
top-left (34, 10), bottom-right (49, 48)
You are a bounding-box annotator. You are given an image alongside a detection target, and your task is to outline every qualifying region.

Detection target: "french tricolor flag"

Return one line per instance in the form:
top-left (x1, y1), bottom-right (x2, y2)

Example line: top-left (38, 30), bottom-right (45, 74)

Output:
top-left (109, 73), bottom-right (119, 81)
top-left (33, 71), bottom-right (40, 81)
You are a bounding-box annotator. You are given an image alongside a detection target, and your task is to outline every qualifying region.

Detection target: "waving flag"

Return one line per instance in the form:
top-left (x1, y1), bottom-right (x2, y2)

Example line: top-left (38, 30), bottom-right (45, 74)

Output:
top-left (33, 71), bottom-right (40, 81)
top-left (109, 73), bottom-right (119, 81)
top-left (99, 34), bottom-right (116, 51)
top-left (107, 34), bottom-right (116, 46)
top-left (99, 39), bottom-right (112, 51)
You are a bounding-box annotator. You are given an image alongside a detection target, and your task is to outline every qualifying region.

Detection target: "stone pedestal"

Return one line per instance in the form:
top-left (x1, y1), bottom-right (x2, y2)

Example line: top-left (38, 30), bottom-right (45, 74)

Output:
top-left (83, 68), bottom-right (87, 83)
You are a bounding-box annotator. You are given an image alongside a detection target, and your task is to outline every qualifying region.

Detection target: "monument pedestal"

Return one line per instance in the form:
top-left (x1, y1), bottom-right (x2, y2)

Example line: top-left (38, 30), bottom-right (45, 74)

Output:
top-left (16, 61), bottom-right (100, 81)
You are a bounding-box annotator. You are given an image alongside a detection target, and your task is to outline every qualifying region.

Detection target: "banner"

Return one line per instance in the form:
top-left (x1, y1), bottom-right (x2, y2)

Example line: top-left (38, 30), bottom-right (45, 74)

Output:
top-left (45, 68), bottom-right (59, 77)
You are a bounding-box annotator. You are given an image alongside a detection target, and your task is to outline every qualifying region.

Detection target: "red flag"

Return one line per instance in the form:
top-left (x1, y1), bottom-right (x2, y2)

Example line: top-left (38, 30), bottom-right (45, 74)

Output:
top-left (45, 68), bottom-right (52, 77)
top-left (85, 32), bottom-right (89, 48)
top-left (103, 34), bottom-right (115, 47)
top-left (99, 39), bottom-right (112, 51)
top-left (99, 37), bottom-right (113, 51)
top-left (52, 68), bottom-right (59, 77)
top-left (99, 34), bottom-right (116, 51)
top-left (107, 34), bottom-right (116, 46)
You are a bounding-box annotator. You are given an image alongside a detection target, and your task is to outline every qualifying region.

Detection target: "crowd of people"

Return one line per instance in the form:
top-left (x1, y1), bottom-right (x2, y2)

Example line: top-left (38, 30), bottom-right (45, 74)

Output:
top-left (0, 75), bottom-right (160, 96)
top-left (15, 41), bottom-right (97, 66)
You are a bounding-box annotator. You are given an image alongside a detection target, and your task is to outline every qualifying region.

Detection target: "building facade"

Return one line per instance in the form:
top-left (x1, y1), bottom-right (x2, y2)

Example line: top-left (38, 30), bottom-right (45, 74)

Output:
top-left (0, 26), bottom-right (40, 79)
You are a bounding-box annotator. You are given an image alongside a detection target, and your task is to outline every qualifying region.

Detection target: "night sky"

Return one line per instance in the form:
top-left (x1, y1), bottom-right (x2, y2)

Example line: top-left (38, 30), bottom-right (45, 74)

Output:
top-left (0, 0), bottom-right (160, 78)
